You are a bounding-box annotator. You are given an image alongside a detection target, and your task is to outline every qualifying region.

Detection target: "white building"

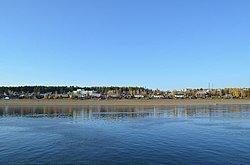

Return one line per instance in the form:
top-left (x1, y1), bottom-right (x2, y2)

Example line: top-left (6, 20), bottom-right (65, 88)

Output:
top-left (73, 89), bottom-right (101, 97)
top-left (134, 94), bottom-right (145, 98)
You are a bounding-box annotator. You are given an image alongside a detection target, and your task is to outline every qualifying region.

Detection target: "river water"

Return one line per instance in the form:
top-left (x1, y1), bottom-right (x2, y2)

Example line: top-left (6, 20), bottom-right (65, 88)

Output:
top-left (0, 105), bottom-right (250, 165)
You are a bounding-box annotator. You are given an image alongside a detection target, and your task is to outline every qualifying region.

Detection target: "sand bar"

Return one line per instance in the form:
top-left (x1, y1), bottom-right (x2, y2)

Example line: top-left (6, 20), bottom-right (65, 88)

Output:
top-left (1, 99), bottom-right (250, 106)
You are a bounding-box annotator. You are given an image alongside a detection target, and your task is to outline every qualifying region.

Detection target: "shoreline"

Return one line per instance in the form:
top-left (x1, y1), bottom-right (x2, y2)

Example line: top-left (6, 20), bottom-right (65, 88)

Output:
top-left (1, 99), bottom-right (250, 106)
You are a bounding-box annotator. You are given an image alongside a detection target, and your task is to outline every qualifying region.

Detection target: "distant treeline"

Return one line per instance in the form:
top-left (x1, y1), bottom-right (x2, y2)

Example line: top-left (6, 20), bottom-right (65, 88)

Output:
top-left (0, 86), bottom-right (151, 95)
top-left (2, 86), bottom-right (250, 98)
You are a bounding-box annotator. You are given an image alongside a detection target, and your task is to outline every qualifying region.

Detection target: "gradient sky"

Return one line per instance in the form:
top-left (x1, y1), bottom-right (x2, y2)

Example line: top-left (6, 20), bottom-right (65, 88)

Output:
top-left (0, 0), bottom-right (250, 90)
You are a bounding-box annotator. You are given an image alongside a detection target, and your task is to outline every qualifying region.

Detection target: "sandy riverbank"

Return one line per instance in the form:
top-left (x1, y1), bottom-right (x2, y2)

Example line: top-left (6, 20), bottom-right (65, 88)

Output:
top-left (1, 99), bottom-right (250, 106)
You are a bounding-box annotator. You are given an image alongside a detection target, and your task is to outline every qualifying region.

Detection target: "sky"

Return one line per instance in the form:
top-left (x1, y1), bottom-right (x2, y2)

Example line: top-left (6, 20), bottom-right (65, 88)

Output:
top-left (0, 0), bottom-right (250, 90)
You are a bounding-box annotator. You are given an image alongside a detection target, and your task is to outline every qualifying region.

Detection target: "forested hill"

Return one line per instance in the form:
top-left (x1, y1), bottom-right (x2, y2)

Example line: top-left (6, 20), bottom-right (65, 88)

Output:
top-left (0, 86), bottom-right (151, 95)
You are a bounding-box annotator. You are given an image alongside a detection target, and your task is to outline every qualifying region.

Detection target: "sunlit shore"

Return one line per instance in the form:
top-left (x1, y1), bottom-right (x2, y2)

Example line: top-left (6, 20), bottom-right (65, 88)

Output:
top-left (1, 98), bottom-right (250, 106)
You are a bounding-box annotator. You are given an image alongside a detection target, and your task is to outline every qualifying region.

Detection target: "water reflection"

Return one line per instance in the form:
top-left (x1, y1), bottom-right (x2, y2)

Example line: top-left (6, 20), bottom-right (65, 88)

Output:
top-left (1, 105), bottom-right (250, 120)
top-left (1, 105), bottom-right (250, 165)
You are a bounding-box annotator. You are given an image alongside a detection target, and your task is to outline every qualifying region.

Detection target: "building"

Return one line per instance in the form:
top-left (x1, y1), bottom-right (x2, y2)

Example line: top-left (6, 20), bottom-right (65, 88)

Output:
top-left (196, 91), bottom-right (209, 98)
top-left (175, 94), bottom-right (185, 99)
top-left (134, 94), bottom-right (145, 99)
top-left (73, 89), bottom-right (101, 98)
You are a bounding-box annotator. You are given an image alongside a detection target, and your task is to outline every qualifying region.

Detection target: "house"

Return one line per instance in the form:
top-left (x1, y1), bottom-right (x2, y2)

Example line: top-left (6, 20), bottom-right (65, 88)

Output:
top-left (134, 94), bottom-right (145, 99)
top-left (4, 96), bottom-right (10, 100)
top-left (107, 94), bottom-right (121, 99)
top-left (58, 94), bottom-right (69, 98)
top-left (196, 91), bottom-right (209, 98)
top-left (223, 94), bottom-right (233, 99)
top-left (175, 94), bottom-right (185, 99)
top-left (73, 89), bottom-right (85, 95)
top-left (91, 93), bottom-right (101, 98)
top-left (0, 95), bottom-right (4, 100)
top-left (152, 94), bottom-right (164, 99)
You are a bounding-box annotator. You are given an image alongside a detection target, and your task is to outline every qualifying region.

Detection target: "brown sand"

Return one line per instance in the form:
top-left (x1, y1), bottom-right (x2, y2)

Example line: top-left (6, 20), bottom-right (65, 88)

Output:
top-left (1, 98), bottom-right (250, 106)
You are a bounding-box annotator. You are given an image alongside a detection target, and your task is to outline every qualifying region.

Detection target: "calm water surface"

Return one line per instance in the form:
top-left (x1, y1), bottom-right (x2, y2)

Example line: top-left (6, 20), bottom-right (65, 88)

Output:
top-left (1, 105), bottom-right (250, 165)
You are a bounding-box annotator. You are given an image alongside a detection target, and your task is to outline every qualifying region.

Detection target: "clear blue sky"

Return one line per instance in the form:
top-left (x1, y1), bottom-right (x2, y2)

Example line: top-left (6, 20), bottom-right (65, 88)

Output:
top-left (0, 0), bottom-right (250, 90)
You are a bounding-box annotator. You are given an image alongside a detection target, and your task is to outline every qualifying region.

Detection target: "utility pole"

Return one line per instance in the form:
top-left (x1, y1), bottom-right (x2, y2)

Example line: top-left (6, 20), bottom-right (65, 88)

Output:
top-left (208, 82), bottom-right (211, 97)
